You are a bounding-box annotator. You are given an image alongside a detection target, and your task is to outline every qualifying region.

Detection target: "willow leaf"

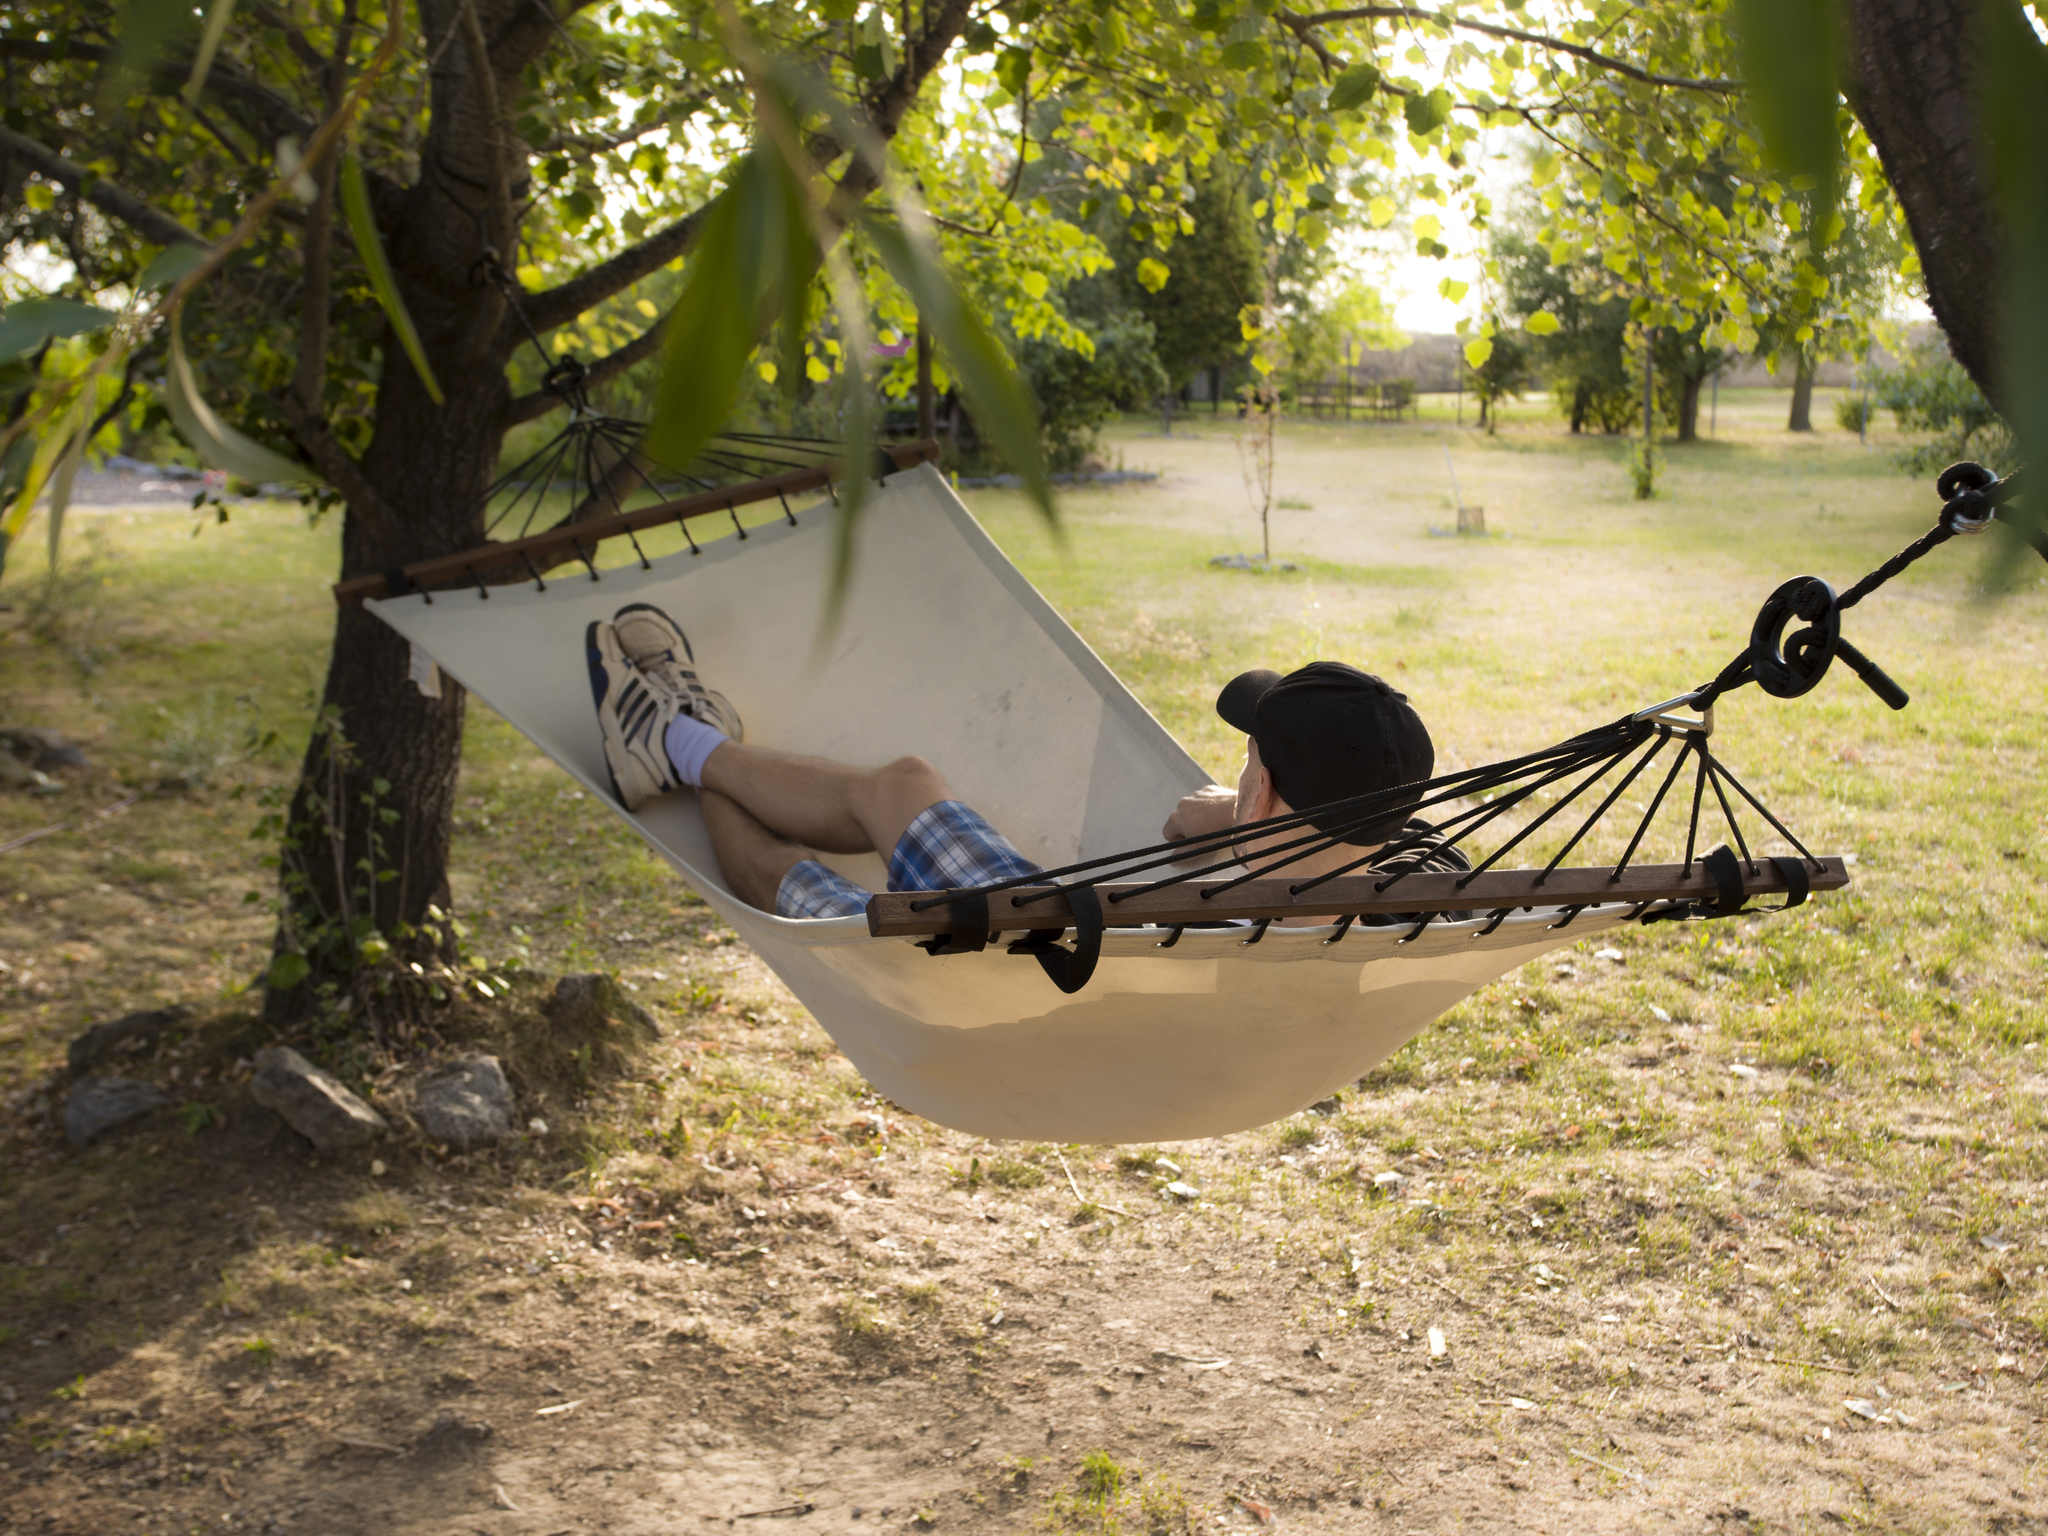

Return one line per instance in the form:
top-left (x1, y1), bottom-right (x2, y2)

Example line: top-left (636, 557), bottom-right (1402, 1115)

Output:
top-left (339, 152), bottom-right (443, 405)
top-left (865, 218), bottom-right (1053, 527)
top-left (165, 313), bottom-right (317, 486)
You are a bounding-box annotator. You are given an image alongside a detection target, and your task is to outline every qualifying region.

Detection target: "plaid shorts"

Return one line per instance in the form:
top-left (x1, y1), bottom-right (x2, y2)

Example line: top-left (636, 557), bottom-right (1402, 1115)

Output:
top-left (774, 800), bottom-right (1041, 920)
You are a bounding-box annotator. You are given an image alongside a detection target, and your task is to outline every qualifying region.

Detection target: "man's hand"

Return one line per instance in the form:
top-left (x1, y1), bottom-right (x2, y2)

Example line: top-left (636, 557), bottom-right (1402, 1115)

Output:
top-left (1162, 784), bottom-right (1238, 843)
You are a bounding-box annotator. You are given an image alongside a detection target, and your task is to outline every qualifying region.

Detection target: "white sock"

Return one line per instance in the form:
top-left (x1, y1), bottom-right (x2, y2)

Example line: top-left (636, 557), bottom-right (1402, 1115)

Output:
top-left (663, 714), bottom-right (727, 788)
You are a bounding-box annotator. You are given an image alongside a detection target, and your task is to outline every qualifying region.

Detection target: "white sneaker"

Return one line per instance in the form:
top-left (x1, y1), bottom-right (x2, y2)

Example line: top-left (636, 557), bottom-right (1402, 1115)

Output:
top-left (610, 602), bottom-right (743, 740)
top-left (586, 618), bottom-right (686, 810)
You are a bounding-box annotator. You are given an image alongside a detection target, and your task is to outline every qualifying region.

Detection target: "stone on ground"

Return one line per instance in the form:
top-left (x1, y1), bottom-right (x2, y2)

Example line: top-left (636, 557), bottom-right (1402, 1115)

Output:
top-left (413, 1055), bottom-right (515, 1149)
top-left (64, 1076), bottom-right (169, 1146)
top-left (68, 1005), bottom-right (189, 1074)
top-left (249, 1045), bottom-right (387, 1152)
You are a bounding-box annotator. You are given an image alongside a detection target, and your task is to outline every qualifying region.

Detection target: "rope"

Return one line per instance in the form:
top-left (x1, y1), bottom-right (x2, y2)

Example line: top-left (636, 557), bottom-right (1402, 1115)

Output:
top-left (896, 460), bottom-right (2031, 967)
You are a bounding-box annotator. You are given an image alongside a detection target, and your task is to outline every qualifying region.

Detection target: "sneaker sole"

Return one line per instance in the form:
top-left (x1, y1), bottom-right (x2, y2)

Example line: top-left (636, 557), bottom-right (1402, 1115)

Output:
top-left (584, 620), bottom-right (629, 807)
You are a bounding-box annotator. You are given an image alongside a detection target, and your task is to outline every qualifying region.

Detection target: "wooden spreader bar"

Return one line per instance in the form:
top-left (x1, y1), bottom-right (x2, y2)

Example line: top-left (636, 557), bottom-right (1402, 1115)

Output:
top-left (865, 857), bottom-right (1851, 937)
top-left (334, 439), bottom-right (942, 607)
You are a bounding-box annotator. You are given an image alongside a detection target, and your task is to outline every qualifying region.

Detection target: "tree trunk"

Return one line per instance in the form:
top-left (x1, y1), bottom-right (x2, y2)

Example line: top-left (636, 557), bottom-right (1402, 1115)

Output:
top-left (1842, 0), bottom-right (2003, 403)
top-left (266, 0), bottom-right (517, 1031)
top-left (1675, 374), bottom-right (1703, 442)
top-left (1569, 382), bottom-right (1589, 434)
top-left (1787, 350), bottom-right (1815, 431)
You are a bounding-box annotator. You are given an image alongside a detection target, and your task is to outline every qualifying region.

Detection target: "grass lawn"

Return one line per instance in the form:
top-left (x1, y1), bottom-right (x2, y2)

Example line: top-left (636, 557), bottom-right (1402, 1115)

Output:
top-left (1, 394), bottom-right (2044, 1533)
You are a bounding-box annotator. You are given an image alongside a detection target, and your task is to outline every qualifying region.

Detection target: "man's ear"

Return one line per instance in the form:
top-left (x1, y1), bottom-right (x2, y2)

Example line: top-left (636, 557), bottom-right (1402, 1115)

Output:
top-left (1246, 760), bottom-right (1283, 823)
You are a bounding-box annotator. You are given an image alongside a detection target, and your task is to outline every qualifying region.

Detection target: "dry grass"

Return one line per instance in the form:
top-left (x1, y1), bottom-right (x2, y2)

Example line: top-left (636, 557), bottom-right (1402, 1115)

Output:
top-left (2, 391), bottom-right (2044, 1532)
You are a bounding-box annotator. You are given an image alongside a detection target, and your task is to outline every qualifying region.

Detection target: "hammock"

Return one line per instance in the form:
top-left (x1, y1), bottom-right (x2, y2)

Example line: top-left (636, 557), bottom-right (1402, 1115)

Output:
top-left (359, 458), bottom-right (1904, 1142)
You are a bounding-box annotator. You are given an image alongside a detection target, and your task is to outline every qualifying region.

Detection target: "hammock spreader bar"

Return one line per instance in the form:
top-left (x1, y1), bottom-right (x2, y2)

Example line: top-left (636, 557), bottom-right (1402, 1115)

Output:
top-left (878, 459), bottom-right (2038, 959)
top-left (868, 857), bottom-right (1851, 936)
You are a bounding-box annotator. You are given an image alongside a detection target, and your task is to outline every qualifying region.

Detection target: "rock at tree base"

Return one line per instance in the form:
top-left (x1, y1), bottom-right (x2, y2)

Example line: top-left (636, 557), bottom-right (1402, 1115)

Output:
top-left (68, 1005), bottom-right (189, 1074)
top-left (0, 726), bottom-right (88, 774)
top-left (544, 974), bottom-right (658, 1041)
top-left (413, 1056), bottom-right (515, 1149)
top-left (249, 1046), bottom-right (387, 1152)
top-left (65, 1077), bottom-right (169, 1146)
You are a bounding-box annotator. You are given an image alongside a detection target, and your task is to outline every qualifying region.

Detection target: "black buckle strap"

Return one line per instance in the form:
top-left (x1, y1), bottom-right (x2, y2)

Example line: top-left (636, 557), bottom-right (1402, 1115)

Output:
top-left (917, 893), bottom-right (990, 956)
top-left (1638, 845), bottom-right (1810, 925)
top-left (1004, 883), bottom-right (1104, 994)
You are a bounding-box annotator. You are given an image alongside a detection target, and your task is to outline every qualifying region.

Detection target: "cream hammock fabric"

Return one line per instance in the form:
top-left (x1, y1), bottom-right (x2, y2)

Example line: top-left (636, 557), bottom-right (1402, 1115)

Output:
top-left (370, 463), bottom-right (1652, 1143)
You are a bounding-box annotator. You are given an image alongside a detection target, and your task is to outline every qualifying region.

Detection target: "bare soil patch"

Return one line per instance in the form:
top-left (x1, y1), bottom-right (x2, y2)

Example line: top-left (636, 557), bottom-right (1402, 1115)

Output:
top-left (5, 418), bottom-right (2045, 1533)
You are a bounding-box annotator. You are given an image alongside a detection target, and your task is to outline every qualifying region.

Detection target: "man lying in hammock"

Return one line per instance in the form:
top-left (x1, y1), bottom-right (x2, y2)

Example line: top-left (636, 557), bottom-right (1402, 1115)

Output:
top-left (586, 602), bottom-right (1463, 922)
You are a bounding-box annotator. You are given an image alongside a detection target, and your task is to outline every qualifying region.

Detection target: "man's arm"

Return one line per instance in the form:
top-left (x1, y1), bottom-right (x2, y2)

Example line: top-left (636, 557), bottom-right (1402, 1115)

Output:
top-left (1161, 784), bottom-right (1237, 843)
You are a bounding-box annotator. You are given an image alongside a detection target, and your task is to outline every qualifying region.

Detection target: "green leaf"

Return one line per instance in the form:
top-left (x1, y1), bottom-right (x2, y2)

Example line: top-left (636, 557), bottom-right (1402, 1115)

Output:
top-left (643, 148), bottom-right (813, 472)
top-left (1523, 311), bottom-right (1561, 336)
top-left (866, 215), bottom-right (1052, 530)
top-left (1463, 337), bottom-right (1493, 369)
top-left (1403, 89), bottom-right (1449, 136)
top-left (2, 383), bottom-right (90, 557)
top-left (1976, 4), bottom-right (2048, 580)
top-left (1220, 39), bottom-right (1267, 70)
top-left (854, 6), bottom-right (897, 79)
top-left (266, 952), bottom-right (310, 990)
top-left (1729, 0), bottom-right (1838, 238)
top-left (995, 46), bottom-right (1032, 97)
top-left (182, 0), bottom-right (238, 107)
top-left (165, 312), bottom-right (317, 486)
top-left (0, 299), bottom-right (119, 364)
top-left (137, 243), bottom-right (207, 291)
top-left (339, 152), bottom-right (444, 405)
top-left (103, 0), bottom-right (199, 110)
top-left (1329, 62), bottom-right (1380, 112)
top-left (1136, 257), bottom-right (1171, 292)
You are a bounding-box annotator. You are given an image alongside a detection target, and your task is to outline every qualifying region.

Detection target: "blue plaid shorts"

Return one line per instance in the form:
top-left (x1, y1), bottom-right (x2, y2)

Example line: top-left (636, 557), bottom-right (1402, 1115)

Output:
top-left (774, 800), bottom-right (1042, 920)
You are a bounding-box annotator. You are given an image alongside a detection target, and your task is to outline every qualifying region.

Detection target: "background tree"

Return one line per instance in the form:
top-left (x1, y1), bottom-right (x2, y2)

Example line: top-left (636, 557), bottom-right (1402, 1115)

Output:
top-left (1492, 230), bottom-right (1634, 434)
top-left (1121, 173), bottom-right (1263, 428)
top-left (1462, 311), bottom-right (1530, 433)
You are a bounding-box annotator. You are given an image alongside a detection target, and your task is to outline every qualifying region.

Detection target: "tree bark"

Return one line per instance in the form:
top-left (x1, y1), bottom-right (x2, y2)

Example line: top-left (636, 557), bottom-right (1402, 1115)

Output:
top-left (1841, 0), bottom-right (2003, 404)
top-left (1786, 349), bottom-right (1815, 432)
top-left (1675, 373), bottom-right (1702, 442)
top-left (264, 0), bottom-right (520, 1028)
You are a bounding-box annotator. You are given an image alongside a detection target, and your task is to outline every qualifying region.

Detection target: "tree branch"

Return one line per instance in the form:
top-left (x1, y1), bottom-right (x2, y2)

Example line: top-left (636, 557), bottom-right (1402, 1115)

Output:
top-left (294, 0), bottom-right (355, 414)
top-left (519, 207), bottom-right (709, 335)
top-left (243, 1), bottom-right (333, 80)
top-left (524, 0), bottom-right (971, 336)
top-left (1277, 7), bottom-right (1741, 95)
top-left (0, 125), bottom-right (205, 250)
top-left (457, 0), bottom-right (515, 255)
top-left (504, 313), bottom-right (664, 424)
top-left (488, 0), bottom-right (604, 80)
top-left (0, 34), bottom-right (408, 209)
top-left (272, 391), bottom-right (387, 520)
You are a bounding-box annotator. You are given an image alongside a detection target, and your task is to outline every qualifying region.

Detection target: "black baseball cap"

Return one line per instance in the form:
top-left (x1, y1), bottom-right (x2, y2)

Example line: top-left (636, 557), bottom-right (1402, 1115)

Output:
top-left (1215, 661), bottom-right (1434, 845)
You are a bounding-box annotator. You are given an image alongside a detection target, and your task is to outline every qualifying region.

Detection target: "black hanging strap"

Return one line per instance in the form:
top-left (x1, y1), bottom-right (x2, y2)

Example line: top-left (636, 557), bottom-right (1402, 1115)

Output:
top-left (1703, 844), bottom-right (1745, 914)
top-left (1005, 883), bottom-right (1104, 994)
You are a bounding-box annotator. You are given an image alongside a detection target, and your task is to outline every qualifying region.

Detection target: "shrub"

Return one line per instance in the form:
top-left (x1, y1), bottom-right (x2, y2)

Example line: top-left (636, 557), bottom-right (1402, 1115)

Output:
top-left (1873, 336), bottom-right (2013, 474)
top-left (1628, 439), bottom-right (1657, 501)
top-left (1835, 393), bottom-right (1874, 434)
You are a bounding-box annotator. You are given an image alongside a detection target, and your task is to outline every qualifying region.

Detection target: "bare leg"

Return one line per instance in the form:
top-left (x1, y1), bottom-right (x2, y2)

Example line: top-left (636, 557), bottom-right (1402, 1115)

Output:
top-left (699, 742), bottom-right (951, 862)
top-left (700, 791), bottom-right (812, 912)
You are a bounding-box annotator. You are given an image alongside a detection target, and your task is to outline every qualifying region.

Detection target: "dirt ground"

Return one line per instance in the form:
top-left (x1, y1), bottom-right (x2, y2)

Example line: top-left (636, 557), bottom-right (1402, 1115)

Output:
top-left (5, 414), bottom-right (2046, 1534)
